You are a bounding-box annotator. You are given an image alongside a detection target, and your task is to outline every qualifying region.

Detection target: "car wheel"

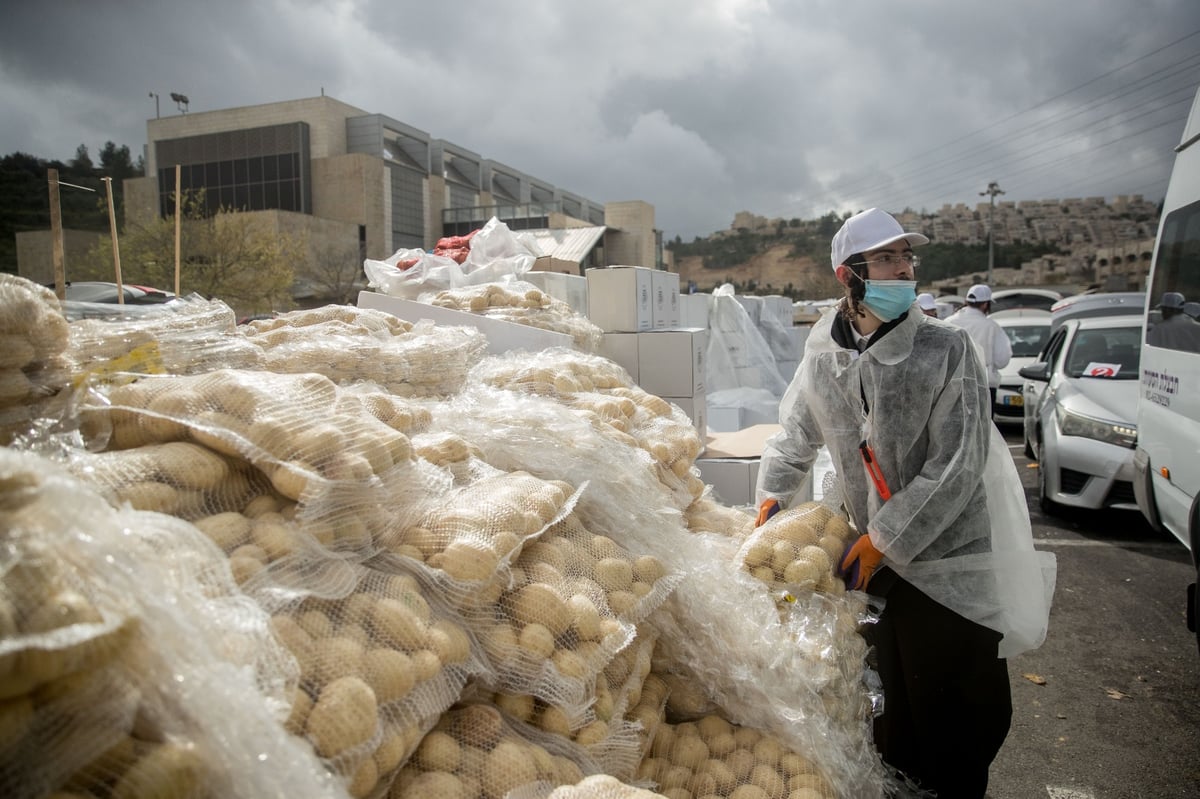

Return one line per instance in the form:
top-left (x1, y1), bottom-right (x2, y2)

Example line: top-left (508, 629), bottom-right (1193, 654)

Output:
top-left (1023, 430), bottom-right (1035, 460)
top-left (1037, 437), bottom-right (1061, 516)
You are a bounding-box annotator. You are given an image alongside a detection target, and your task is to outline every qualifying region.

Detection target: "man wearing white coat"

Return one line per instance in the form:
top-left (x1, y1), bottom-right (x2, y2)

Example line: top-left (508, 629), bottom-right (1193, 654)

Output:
top-left (947, 283), bottom-right (1012, 418)
top-left (755, 209), bottom-right (1055, 798)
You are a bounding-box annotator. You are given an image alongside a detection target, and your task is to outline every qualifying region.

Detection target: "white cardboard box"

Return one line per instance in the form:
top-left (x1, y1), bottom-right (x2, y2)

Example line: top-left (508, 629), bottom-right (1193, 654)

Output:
top-left (665, 392), bottom-right (707, 439)
top-left (357, 290), bottom-right (573, 355)
top-left (636, 328), bottom-right (707, 398)
top-left (651, 270), bottom-right (680, 329)
top-left (586, 266), bottom-right (653, 332)
top-left (598, 332), bottom-right (640, 383)
top-left (707, 406), bottom-right (746, 433)
top-left (679, 293), bottom-right (710, 329)
top-left (695, 458), bottom-right (758, 507)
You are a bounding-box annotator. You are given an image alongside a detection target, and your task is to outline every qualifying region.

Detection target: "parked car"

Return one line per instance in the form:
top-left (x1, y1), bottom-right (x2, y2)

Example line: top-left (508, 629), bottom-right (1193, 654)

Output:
top-left (1019, 314), bottom-right (1142, 514)
top-left (990, 288), bottom-right (1063, 313)
top-left (52, 281), bottom-right (177, 320)
top-left (992, 309), bottom-right (1051, 426)
top-left (1048, 291), bottom-right (1145, 333)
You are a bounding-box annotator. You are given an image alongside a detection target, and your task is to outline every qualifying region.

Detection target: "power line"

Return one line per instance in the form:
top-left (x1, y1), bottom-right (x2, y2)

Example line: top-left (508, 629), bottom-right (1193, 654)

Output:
top-left (764, 29), bottom-right (1200, 220)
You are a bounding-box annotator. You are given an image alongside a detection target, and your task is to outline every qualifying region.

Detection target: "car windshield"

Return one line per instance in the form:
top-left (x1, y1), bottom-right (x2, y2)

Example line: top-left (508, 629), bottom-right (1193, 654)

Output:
top-left (1003, 324), bottom-right (1051, 357)
top-left (1064, 326), bottom-right (1141, 380)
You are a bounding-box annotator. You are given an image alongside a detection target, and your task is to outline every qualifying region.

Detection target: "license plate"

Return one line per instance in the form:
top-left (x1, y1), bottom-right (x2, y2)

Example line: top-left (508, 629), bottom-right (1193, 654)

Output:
top-left (1003, 395), bottom-right (1023, 407)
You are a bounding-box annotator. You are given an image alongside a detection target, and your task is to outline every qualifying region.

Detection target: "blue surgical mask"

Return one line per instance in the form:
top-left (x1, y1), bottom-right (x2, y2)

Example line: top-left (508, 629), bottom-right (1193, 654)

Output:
top-left (861, 280), bottom-right (917, 322)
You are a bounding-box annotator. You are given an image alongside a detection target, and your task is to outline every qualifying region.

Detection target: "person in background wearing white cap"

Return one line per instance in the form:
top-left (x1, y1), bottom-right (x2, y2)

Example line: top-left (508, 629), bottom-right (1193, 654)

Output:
top-left (916, 292), bottom-right (940, 318)
top-left (1147, 291), bottom-right (1200, 351)
top-left (946, 284), bottom-right (1012, 418)
top-left (754, 208), bottom-right (1042, 797)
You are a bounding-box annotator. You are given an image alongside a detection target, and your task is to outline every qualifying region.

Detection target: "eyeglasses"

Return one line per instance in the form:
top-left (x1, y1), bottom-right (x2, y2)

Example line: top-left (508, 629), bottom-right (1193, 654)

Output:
top-left (861, 253), bottom-right (920, 268)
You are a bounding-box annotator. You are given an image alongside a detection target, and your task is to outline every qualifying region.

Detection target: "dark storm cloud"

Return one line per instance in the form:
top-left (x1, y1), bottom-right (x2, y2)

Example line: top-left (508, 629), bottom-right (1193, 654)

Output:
top-left (1, 0), bottom-right (1197, 241)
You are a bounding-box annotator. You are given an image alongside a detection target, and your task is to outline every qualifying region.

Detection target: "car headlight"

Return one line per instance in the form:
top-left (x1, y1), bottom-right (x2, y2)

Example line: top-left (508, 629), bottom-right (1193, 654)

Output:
top-left (1055, 405), bottom-right (1137, 448)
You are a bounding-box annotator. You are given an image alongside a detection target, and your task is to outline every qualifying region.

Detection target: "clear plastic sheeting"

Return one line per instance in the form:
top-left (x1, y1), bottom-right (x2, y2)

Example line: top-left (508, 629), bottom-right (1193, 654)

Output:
top-left (429, 280), bottom-right (605, 353)
top-left (705, 285), bottom-right (789, 398)
top-left (0, 447), bottom-right (345, 799)
top-left (423, 377), bottom-right (886, 798)
top-left (67, 294), bottom-right (264, 378)
top-left (244, 309), bottom-right (490, 398)
top-left (364, 216), bottom-right (540, 300)
top-left (0, 274), bottom-right (72, 444)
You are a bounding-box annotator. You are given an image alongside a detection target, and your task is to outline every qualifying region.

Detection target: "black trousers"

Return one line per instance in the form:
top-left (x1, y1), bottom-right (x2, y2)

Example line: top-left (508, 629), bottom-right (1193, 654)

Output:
top-left (865, 571), bottom-right (1012, 798)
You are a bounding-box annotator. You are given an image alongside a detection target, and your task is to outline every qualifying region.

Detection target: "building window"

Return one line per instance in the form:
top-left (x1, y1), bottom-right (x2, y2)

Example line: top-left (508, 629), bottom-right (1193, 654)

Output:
top-left (156, 122), bottom-right (311, 217)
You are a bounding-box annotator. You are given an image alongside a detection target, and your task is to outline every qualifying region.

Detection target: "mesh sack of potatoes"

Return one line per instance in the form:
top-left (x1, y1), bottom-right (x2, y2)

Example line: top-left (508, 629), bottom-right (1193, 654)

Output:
top-left (390, 701), bottom-right (605, 799)
top-left (254, 555), bottom-right (485, 799)
top-left (459, 510), bottom-right (678, 728)
top-left (682, 491), bottom-right (755, 540)
top-left (242, 303), bottom-right (413, 339)
top-left (0, 448), bottom-right (342, 799)
top-left (622, 672), bottom-right (670, 769)
top-left (471, 349), bottom-right (705, 508)
top-left (66, 294), bottom-right (264, 380)
top-left (537, 773), bottom-right (669, 799)
top-left (0, 274), bottom-right (71, 444)
top-left (636, 716), bottom-right (841, 799)
top-left (246, 310), bottom-right (488, 398)
top-left (74, 368), bottom-right (422, 555)
top-left (429, 282), bottom-right (604, 353)
top-left (373, 463), bottom-right (580, 600)
top-left (734, 501), bottom-right (857, 597)
top-left (66, 440), bottom-right (275, 523)
top-left (642, 555), bottom-right (886, 799)
top-left (479, 617), bottom-right (660, 780)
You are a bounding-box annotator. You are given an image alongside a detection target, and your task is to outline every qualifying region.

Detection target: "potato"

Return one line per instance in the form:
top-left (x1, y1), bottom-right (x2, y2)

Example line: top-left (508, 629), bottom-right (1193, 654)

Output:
top-left (414, 730), bottom-right (461, 772)
top-left (567, 594), bottom-right (603, 642)
top-left (194, 511), bottom-right (251, 552)
top-left (372, 598), bottom-right (428, 650)
top-left (595, 557), bottom-right (634, 592)
top-left (439, 541), bottom-right (500, 583)
top-left (517, 622), bottom-right (556, 660)
top-left (110, 742), bottom-right (204, 799)
top-left (363, 649), bottom-right (415, 704)
top-left (483, 740), bottom-right (539, 799)
top-left (305, 676), bottom-right (378, 757)
top-left (507, 583), bottom-right (570, 636)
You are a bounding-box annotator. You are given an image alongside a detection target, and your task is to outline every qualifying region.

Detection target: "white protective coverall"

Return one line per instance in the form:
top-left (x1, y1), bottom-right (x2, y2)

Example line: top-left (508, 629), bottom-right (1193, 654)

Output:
top-left (945, 305), bottom-right (1012, 389)
top-left (757, 304), bottom-right (1056, 657)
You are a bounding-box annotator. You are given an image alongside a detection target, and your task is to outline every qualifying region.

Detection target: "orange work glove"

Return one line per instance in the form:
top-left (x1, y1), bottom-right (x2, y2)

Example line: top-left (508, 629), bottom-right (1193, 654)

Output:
top-left (755, 499), bottom-right (781, 527)
top-left (839, 535), bottom-right (884, 591)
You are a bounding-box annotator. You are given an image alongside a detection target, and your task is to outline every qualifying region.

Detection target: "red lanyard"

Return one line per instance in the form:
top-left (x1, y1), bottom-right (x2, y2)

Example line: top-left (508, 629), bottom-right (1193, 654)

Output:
top-left (859, 440), bottom-right (892, 500)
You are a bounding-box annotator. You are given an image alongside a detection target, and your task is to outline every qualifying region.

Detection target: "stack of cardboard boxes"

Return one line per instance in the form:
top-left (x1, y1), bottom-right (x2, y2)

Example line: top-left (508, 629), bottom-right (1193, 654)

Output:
top-left (588, 266), bottom-right (708, 438)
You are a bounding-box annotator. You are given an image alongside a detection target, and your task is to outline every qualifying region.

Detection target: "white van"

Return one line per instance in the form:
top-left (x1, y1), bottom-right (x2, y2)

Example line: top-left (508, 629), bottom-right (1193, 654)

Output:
top-left (1132, 84), bottom-right (1200, 654)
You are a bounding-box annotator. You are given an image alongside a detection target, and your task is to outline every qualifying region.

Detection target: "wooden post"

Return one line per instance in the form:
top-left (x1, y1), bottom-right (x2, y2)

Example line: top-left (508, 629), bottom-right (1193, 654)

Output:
top-left (174, 164), bottom-right (182, 297)
top-left (47, 168), bottom-right (66, 300)
top-left (103, 177), bottom-right (124, 304)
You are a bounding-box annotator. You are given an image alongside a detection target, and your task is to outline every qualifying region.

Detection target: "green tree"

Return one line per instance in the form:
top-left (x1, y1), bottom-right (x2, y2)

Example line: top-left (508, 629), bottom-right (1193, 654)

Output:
top-left (98, 141), bottom-right (136, 180)
top-left (78, 192), bottom-right (299, 316)
top-left (71, 144), bottom-right (94, 172)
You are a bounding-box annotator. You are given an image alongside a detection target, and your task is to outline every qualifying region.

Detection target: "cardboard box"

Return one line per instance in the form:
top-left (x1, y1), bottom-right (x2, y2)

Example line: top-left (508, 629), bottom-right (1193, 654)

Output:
top-left (694, 458), bottom-right (759, 507)
top-left (679, 293), bottom-right (710, 329)
top-left (357, 290), bottom-right (573, 355)
top-left (636, 328), bottom-right (707, 398)
top-left (665, 392), bottom-right (707, 439)
top-left (734, 295), bottom-right (763, 324)
top-left (586, 266), bottom-right (653, 332)
top-left (707, 406), bottom-right (746, 433)
top-left (696, 425), bottom-right (782, 505)
top-left (762, 295), bottom-right (795, 328)
top-left (651, 270), bottom-right (680, 329)
top-left (598, 332), bottom-right (640, 383)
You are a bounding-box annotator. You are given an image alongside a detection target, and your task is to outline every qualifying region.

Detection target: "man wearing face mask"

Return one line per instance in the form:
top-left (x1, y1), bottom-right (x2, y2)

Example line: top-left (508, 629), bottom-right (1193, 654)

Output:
top-left (755, 208), bottom-right (1018, 798)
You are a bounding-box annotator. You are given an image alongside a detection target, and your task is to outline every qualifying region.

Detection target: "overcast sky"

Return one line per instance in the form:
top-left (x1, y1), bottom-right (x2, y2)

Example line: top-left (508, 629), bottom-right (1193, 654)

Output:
top-left (2, 1), bottom-right (1198, 242)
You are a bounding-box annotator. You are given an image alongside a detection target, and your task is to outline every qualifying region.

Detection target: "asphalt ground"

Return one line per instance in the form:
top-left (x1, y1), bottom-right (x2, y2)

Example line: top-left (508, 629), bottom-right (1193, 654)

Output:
top-left (985, 425), bottom-right (1200, 799)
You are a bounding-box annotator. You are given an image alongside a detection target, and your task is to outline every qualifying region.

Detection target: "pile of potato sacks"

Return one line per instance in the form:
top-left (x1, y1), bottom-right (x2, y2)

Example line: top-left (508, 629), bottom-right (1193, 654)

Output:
top-left (0, 274), bottom-right (886, 799)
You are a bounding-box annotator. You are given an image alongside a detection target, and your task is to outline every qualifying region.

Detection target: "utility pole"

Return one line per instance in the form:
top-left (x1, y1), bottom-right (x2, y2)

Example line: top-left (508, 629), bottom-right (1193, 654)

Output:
top-left (979, 181), bottom-right (1005, 284)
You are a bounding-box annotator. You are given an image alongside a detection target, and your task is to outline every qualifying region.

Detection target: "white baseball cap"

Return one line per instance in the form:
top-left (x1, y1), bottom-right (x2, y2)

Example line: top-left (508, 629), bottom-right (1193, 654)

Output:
top-left (917, 292), bottom-right (938, 311)
top-left (966, 284), bottom-right (993, 303)
top-left (830, 208), bottom-right (929, 271)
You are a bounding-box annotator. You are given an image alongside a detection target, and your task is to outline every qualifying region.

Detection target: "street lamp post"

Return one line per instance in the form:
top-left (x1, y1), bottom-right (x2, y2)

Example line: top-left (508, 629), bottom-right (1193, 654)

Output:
top-left (980, 181), bottom-right (1005, 284)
